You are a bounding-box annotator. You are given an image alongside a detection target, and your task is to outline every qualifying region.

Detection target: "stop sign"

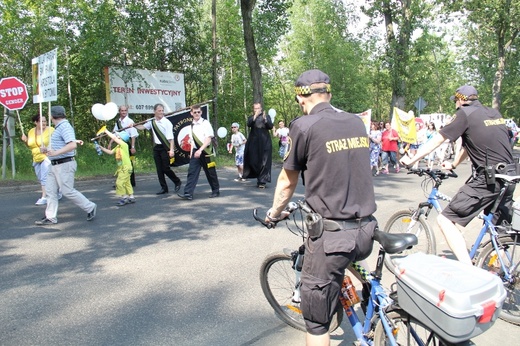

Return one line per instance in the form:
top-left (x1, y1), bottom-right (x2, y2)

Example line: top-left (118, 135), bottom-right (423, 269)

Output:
top-left (0, 77), bottom-right (29, 111)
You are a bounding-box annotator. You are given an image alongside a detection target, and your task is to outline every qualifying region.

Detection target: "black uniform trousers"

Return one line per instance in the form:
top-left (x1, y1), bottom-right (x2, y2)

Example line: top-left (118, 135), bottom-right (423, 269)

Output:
top-left (183, 149), bottom-right (219, 196)
top-left (153, 145), bottom-right (181, 191)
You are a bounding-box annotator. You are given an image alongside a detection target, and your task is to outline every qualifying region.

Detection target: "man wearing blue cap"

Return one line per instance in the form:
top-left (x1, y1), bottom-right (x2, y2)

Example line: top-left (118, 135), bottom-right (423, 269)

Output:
top-left (35, 105), bottom-right (97, 225)
top-left (265, 69), bottom-right (378, 345)
top-left (401, 85), bottom-right (514, 265)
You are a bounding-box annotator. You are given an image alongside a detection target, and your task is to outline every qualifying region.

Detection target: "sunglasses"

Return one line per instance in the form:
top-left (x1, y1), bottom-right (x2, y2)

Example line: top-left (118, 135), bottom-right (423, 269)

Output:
top-left (231, 126), bottom-right (237, 128)
top-left (192, 111), bottom-right (202, 114)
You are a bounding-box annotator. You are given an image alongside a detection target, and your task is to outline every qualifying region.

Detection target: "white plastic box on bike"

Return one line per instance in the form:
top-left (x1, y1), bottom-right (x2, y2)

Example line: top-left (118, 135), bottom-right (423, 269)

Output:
top-left (395, 253), bottom-right (506, 344)
top-left (512, 200), bottom-right (520, 231)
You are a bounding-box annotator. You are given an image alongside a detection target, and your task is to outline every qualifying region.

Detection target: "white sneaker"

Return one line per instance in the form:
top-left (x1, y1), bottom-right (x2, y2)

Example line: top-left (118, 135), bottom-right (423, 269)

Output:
top-left (35, 198), bottom-right (47, 205)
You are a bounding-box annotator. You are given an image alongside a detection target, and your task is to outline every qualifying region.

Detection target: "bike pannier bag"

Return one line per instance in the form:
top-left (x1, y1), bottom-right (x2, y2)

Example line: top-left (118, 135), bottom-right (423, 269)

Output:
top-left (395, 253), bottom-right (506, 343)
top-left (512, 201), bottom-right (520, 231)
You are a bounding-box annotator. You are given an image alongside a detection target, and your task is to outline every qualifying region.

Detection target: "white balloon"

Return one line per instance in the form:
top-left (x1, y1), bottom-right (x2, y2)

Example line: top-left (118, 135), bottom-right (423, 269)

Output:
top-left (268, 108), bottom-right (276, 123)
top-left (103, 102), bottom-right (119, 121)
top-left (217, 127), bottom-right (228, 138)
top-left (91, 103), bottom-right (105, 120)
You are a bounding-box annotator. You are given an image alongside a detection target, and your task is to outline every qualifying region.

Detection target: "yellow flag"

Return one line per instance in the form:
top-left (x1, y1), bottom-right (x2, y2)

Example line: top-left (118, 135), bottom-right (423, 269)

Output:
top-left (393, 107), bottom-right (417, 143)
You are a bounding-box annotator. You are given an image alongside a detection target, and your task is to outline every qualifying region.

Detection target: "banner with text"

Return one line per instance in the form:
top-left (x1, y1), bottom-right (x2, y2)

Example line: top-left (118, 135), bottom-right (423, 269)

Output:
top-left (392, 107), bottom-right (417, 144)
top-left (166, 103), bottom-right (208, 166)
top-left (32, 48), bottom-right (58, 103)
top-left (356, 109), bottom-right (371, 134)
top-left (105, 67), bottom-right (186, 114)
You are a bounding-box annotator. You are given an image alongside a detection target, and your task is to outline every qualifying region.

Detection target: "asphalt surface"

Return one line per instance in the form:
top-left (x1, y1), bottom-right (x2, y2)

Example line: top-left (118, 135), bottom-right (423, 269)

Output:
top-left (0, 160), bottom-right (519, 345)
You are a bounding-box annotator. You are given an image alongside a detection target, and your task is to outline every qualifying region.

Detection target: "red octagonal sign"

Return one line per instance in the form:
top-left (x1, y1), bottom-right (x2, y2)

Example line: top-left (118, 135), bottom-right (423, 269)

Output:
top-left (0, 77), bottom-right (29, 111)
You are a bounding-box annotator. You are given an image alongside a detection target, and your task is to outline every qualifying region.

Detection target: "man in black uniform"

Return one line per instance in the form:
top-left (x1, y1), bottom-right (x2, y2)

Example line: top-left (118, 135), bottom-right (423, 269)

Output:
top-left (401, 85), bottom-right (514, 265)
top-left (265, 69), bottom-right (378, 345)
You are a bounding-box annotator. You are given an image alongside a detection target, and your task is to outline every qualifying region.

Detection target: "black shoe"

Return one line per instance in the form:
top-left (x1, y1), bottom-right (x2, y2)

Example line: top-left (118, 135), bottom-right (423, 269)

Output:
top-left (156, 189), bottom-right (168, 195)
top-left (209, 192), bottom-right (220, 198)
top-left (87, 204), bottom-right (97, 221)
top-left (177, 193), bottom-right (193, 200)
top-left (175, 182), bottom-right (182, 192)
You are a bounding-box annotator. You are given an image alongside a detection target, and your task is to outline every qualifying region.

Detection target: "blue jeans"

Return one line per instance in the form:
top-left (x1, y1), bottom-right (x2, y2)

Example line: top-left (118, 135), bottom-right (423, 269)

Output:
top-left (381, 151), bottom-right (397, 166)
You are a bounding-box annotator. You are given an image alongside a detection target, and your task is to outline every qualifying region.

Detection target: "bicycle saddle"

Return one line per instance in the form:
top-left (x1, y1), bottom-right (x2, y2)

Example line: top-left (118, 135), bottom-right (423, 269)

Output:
top-left (373, 230), bottom-right (418, 254)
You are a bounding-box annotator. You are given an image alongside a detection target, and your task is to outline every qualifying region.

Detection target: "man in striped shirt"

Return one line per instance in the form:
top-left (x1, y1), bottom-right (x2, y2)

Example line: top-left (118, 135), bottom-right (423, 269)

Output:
top-left (35, 106), bottom-right (97, 225)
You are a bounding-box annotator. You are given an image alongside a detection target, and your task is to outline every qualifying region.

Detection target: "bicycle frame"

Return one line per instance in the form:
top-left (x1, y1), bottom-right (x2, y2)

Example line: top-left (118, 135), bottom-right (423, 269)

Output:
top-left (468, 176), bottom-right (519, 283)
top-left (469, 212), bottom-right (516, 283)
top-left (291, 247), bottom-right (421, 346)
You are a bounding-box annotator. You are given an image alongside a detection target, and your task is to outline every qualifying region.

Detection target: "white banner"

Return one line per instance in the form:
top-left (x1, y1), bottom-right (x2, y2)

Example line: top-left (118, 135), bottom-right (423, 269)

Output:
top-left (31, 48), bottom-right (58, 103)
top-left (105, 67), bottom-right (186, 114)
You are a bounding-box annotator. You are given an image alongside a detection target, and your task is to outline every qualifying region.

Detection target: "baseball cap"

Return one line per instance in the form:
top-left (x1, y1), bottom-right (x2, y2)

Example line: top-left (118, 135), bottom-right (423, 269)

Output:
top-left (450, 85), bottom-right (478, 101)
top-left (117, 131), bottom-right (130, 143)
top-left (50, 105), bottom-right (66, 118)
top-left (294, 69), bottom-right (331, 95)
top-left (231, 122), bottom-right (239, 128)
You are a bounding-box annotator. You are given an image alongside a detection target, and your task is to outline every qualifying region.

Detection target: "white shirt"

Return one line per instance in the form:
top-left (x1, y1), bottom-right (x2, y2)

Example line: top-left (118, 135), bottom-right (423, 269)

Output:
top-left (190, 118), bottom-right (214, 148)
top-left (113, 116), bottom-right (139, 138)
top-left (143, 117), bottom-right (174, 144)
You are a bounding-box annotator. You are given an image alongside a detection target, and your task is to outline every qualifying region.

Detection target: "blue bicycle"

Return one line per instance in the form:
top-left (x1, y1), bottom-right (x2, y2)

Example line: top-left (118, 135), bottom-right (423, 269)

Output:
top-left (383, 168), bottom-right (457, 272)
top-left (470, 172), bottom-right (520, 325)
top-left (252, 201), bottom-right (499, 345)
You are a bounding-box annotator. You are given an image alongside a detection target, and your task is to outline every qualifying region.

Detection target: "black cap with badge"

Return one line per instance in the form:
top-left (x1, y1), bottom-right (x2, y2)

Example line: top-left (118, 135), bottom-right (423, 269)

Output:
top-left (450, 85), bottom-right (478, 102)
top-left (294, 69), bottom-right (331, 96)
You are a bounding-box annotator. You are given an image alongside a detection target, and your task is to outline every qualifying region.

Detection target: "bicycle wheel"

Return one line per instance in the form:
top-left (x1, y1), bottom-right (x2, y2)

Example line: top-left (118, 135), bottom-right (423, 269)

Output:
top-left (475, 234), bottom-right (520, 325)
top-left (383, 210), bottom-right (436, 274)
top-left (374, 310), bottom-right (453, 346)
top-left (259, 252), bottom-right (343, 332)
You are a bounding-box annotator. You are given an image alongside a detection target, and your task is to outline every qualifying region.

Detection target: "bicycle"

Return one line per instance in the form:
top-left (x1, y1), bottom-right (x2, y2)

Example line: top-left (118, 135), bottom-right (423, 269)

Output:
top-left (383, 168), bottom-right (457, 273)
top-left (469, 171), bottom-right (520, 325)
top-left (253, 201), bottom-right (503, 345)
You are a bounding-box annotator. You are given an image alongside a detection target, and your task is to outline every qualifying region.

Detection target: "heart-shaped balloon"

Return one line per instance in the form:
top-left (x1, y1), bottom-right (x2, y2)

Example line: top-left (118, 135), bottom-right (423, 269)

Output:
top-left (103, 102), bottom-right (119, 121)
top-left (91, 103), bottom-right (105, 120)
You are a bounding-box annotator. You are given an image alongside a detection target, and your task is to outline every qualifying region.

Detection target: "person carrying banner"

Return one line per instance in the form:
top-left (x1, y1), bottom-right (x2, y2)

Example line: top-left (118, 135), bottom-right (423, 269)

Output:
top-left (21, 114), bottom-right (55, 205)
top-left (177, 104), bottom-right (220, 200)
top-left (35, 106), bottom-right (97, 225)
top-left (134, 103), bottom-right (182, 195)
top-left (108, 105), bottom-right (138, 187)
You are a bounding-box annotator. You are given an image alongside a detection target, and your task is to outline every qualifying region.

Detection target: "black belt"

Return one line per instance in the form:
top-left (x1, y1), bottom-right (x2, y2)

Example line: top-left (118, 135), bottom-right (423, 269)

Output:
top-left (51, 157), bottom-right (75, 165)
top-left (323, 216), bottom-right (371, 231)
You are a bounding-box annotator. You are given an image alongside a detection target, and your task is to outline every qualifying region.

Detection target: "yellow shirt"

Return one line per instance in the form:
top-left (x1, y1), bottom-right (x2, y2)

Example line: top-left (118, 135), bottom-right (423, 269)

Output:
top-left (27, 127), bottom-right (54, 163)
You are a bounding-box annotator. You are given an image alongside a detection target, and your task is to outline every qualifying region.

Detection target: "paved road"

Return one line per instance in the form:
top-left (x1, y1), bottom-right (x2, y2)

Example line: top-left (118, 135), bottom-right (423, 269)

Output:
top-left (0, 160), bottom-right (518, 345)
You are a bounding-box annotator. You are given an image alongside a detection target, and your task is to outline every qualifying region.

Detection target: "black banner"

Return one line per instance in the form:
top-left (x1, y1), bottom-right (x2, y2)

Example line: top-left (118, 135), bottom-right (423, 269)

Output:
top-left (167, 104), bottom-right (209, 167)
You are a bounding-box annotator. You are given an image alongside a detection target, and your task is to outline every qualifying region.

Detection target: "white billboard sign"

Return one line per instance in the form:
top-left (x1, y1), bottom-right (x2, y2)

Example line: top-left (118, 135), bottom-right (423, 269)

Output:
top-left (31, 48), bottom-right (58, 103)
top-left (105, 67), bottom-right (186, 114)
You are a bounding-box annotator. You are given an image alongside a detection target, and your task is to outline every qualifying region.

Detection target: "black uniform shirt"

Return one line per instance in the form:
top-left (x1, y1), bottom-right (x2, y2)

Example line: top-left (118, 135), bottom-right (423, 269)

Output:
top-left (284, 102), bottom-right (377, 219)
top-left (440, 100), bottom-right (513, 169)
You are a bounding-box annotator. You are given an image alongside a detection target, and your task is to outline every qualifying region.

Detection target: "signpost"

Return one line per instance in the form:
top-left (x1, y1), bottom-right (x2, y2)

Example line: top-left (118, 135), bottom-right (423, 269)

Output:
top-left (0, 77), bottom-right (29, 111)
top-left (414, 97), bottom-right (427, 116)
top-left (0, 77), bottom-right (28, 179)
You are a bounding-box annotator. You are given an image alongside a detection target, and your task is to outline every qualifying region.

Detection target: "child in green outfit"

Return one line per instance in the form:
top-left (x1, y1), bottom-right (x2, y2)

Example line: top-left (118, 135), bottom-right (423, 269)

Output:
top-left (98, 129), bottom-right (135, 205)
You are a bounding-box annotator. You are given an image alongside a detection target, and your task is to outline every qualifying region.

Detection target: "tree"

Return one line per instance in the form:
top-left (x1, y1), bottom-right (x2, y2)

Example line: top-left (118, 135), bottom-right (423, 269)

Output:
top-left (440, 0), bottom-right (520, 111)
top-left (362, 0), bottom-right (433, 114)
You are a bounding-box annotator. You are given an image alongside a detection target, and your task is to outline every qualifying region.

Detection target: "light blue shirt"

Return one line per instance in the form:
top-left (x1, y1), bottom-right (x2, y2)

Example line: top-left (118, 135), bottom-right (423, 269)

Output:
top-left (49, 119), bottom-right (76, 160)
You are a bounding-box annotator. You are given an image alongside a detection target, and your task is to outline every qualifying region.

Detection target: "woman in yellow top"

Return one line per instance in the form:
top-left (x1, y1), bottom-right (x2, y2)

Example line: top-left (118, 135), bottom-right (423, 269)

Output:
top-left (21, 115), bottom-right (54, 205)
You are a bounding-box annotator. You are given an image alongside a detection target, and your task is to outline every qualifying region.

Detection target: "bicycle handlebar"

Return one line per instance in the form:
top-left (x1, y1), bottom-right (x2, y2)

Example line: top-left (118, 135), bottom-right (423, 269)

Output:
top-left (253, 201), bottom-right (308, 229)
top-left (407, 167), bottom-right (458, 181)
